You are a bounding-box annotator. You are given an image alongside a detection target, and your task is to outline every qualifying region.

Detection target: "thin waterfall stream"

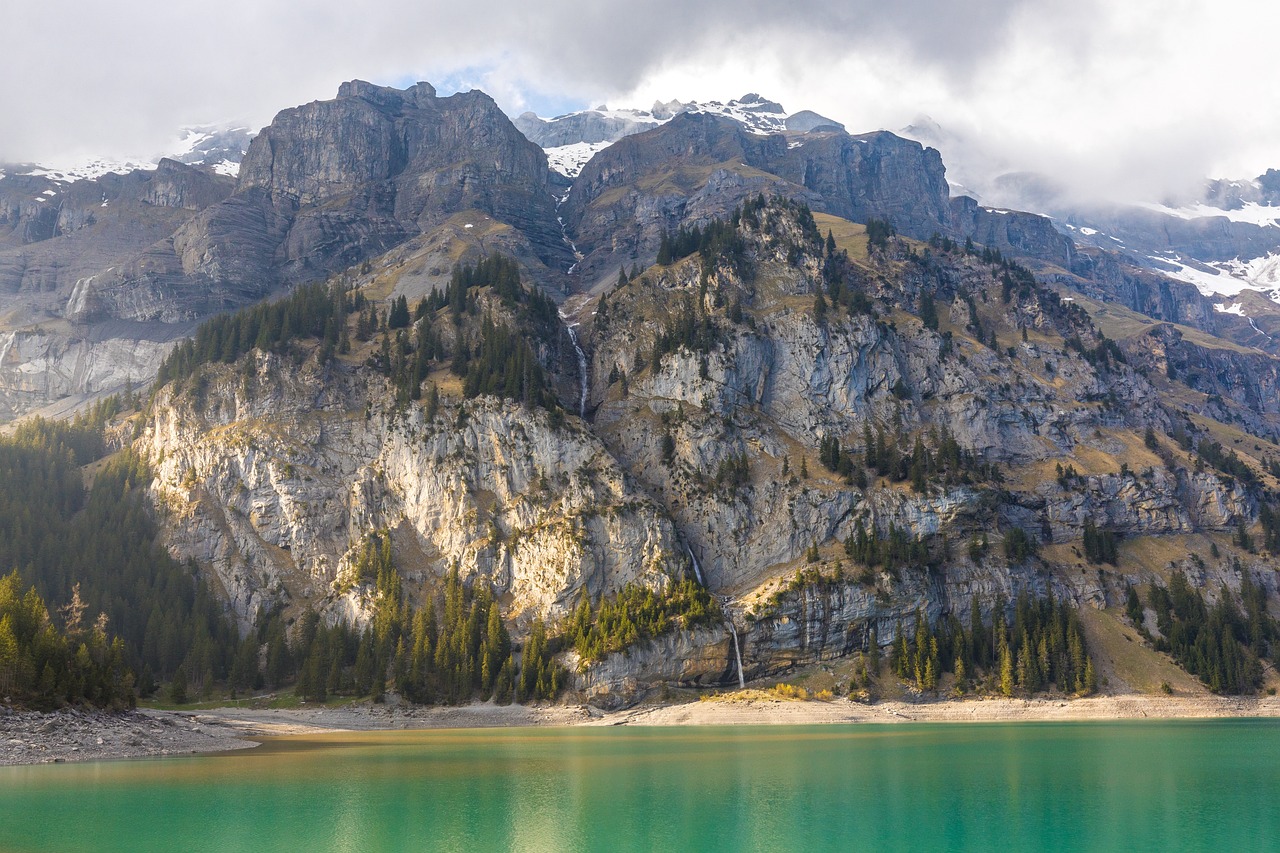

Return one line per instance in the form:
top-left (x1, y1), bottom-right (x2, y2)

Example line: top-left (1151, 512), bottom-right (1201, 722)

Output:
top-left (727, 613), bottom-right (746, 690)
top-left (690, 545), bottom-right (745, 689)
top-left (555, 187), bottom-right (588, 417)
top-left (560, 311), bottom-right (588, 418)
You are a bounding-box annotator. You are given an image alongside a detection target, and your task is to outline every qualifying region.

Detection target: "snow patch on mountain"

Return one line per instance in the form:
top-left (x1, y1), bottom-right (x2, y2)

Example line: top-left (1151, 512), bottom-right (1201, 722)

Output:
top-left (1156, 252), bottom-right (1280, 300)
top-left (520, 94), bottom-right (844, 159)
top-left (18, 157), bottom-right (156, 183)
top-left (1138, 201), bottom-right (1280, 227)
top-left (545, 142), bottom-right (611, 178)
top-left (7, 124), bottom-right (254, 185)
top-left (681, 94), bottom-right (790, 135)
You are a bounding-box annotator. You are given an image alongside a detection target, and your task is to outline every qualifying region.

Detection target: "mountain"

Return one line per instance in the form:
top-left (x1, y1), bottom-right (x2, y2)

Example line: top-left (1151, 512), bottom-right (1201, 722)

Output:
top-left (516, 93), bottom-right (844, 179)
top-left (900, 118), bottom-right (1280, 340)
top-left (5, 80), bottom-right (1280, 709)
top-left (124, 196), bottom-right (1275, 707)
top-left (0, 122), bottom-right (255, 184)
top-left (522, 94), bottom-right (1266, 361)
top-left (0, 82), bottom-right (572, 420)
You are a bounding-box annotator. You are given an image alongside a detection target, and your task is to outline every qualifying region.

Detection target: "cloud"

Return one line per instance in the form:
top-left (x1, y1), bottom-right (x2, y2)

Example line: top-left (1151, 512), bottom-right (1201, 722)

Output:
top-left (2, 0), bottom-right (1276, 203)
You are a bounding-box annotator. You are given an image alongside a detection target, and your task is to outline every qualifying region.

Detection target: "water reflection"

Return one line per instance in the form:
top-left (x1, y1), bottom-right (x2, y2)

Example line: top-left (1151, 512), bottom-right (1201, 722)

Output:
top-left (1, 721), bottom-right (1278, 852)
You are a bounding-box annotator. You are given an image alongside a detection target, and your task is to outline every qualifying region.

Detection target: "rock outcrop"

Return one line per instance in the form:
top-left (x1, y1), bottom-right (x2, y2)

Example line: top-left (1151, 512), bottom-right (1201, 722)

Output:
top-left (141, 351), bottom-right (683, 632)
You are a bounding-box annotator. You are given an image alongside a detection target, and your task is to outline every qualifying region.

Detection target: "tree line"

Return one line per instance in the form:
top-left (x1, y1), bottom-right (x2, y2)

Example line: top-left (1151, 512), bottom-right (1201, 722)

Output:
top-left (0, 417), bottom-right (240, 704)
top-left (0, 571), bottom-right (134, 709)
top-left (880, 593), bottom-right (1096, 697)
top-left (283, 541), bottom-right (563, 706)
top-left (563, 580), bottom-right (718, 663)
top-left (817, 424), bottom-right (1002, 492)
top-left (1143, 571), bottom-right (1273, 694)
top-left (156, 280), bottom-right (357, 387)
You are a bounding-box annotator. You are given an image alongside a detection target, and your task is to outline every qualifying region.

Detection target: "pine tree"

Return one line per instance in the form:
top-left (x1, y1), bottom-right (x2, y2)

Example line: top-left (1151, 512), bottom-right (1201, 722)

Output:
top-left (169, 664), bottom-right (188, 704)
top-left (999, 641), bottom-right (1015, 697)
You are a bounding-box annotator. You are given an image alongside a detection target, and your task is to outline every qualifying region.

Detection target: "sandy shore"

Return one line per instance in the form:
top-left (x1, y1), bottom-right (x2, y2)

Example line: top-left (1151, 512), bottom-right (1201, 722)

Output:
top-left (5, 692), bottom-right (1279, 766)
top-left (593, 691), bottom-right (1280, 727)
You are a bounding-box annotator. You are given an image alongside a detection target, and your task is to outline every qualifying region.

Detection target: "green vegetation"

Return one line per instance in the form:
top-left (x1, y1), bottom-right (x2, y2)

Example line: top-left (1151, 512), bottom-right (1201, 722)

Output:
top-left (650, 294), bottom-right (727, 366)
top-left (158, 252), bottom-right (565, 415)
top-left (864, 217), bottom-right (895, 249)
top-left (1082, 519), bottom-right (1119, 565)
top-left (0, 571), bottom-right (135, 709)
top-left (564, 580), bottom-right (719, 663)
top-left (0, 417), bottom-right (239, 704)
top-left (423, 254), bottom-right (559, 340)
top-left (397, 563), bottom-right (525, 705)
top-left (1002, 527), bottom-right (1039, 563)
top-left (819, 424), bottom-right (1001, 491)
top-left (1147, 571), bottom-right (1273, 694)
top-left (288, 537), bottom-right (560, 705)
top-left (157, 280), bottom-right (357, 386)
top-left (1259, 504), bottom-right (1280, 553)
top-left (843, 520), bottom-right (934, 574)
top-left (1064, 333), bottom-right (1128, 372)
top-left (421, 254), bottom-right (562, 411)
top-left (460, 316), bottom-right (558, 410)
top-left (888, 593), bottom-right (1096, 697)
top-left (1193, 438), bottom-right (1258, 489)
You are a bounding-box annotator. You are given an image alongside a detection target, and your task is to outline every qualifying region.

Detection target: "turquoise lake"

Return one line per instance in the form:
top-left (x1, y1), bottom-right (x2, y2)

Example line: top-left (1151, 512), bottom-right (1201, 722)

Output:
top-left (2, 719), bottom-right (1278, 852)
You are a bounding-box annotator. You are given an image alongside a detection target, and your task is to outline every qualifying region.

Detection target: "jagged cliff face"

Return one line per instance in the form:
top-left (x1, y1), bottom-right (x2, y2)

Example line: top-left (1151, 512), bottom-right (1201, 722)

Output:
top-left (8, 80), bottom-right (1280, 704)
top-left (76, 81), bottom-right (570, 327)
top-left (0, 160), bottom-right (235, 322)
top-left (559, 113), bottom-right (956, 284)
top-left (549, 103), bottom-right (1280, 368)
top-left (0, 160), bottom-right (232, 418)
top-left (3, 78), bottom-right (1278, 424)
top-left (129, 200), bottom-right (1280, 705)
top-left (0, 326), bottom-right (186, 422)
top-left (582, 209), bottom-right (1161, 590)
top-left (564, 205), bottom-right (1264, 698)
top-left (0, 81), bottom-right (574, 420)
top-left (140, 350), bottom-right (682, 633)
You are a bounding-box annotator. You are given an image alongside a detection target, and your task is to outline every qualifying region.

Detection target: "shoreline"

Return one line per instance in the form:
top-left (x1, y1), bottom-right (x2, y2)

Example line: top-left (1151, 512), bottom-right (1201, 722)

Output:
top-left (5, 692), bottom-right (1279, 766)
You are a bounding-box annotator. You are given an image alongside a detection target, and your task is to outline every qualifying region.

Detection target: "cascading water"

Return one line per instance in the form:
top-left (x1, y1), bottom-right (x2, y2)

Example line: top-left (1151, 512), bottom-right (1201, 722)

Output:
top-left (555, 187), bottom-right (589, 417)
top-left (689, 548), bottom-right (745, 689)
top-left (560, 310), bottom-right (588, 418)
top-left (555, 187), bottom-right (584, 275)
top-left (686, 546), bottom-right (705, 586)
top-left (727, 615), bottom-right (746, 690)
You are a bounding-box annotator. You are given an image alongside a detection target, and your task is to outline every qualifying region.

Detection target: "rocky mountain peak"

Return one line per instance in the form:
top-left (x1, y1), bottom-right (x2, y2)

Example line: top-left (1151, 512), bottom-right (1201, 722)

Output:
top-left (336, 79), bottom-right (438, 107)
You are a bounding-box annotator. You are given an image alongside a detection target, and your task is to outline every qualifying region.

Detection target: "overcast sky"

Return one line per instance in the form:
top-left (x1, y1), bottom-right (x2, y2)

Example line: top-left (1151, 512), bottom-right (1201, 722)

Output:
top-left (3, 0), bottom-right (1275, 202)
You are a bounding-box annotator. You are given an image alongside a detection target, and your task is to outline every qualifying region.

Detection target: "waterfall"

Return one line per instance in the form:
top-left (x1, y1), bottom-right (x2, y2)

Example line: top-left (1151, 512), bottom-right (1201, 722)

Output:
top-left (687, 547), bottom-right (744, 688)
top-left (554, 187), bottom-right (588, 417)
top-left (560, 311), bottom-right (588, 418)
top-left (686, 545), bottom-right (705, 586)
top-left (554, 188), bottom-right (584, 275)
top-left (727, 617), bottom-right (746, 690)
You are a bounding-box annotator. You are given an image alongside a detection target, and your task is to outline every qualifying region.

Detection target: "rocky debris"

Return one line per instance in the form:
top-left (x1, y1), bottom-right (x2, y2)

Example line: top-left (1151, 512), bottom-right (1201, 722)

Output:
top-left (0, 708), bottom-right (254, 766)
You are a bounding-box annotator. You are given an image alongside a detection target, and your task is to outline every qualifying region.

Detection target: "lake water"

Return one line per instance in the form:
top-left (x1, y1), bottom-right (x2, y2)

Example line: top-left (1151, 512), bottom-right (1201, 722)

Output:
top-left (2, 719), bottom-right (1278, 852)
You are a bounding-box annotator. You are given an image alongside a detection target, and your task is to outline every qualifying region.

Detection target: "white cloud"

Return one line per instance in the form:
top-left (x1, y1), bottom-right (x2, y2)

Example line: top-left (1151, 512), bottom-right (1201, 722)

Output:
top-left (2, 0), bottom-right (1276, 204)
